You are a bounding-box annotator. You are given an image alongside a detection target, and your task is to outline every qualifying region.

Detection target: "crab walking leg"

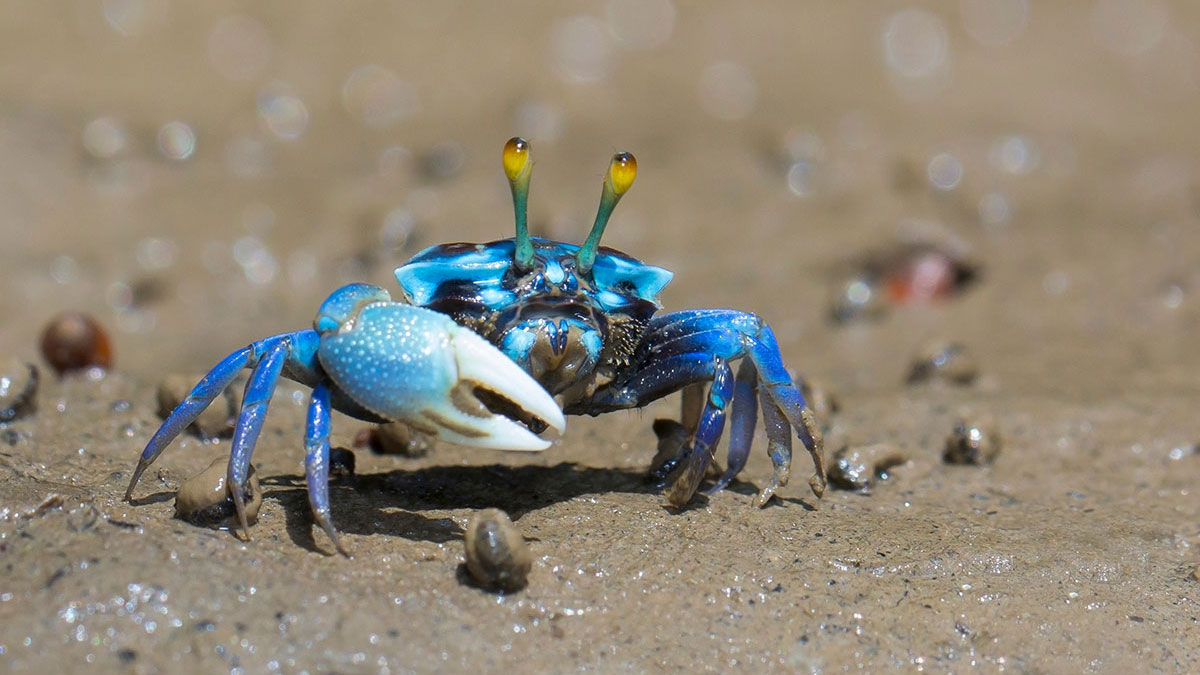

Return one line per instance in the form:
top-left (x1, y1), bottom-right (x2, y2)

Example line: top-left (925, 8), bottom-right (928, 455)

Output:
top-left (747, 324), bottom-right (826, 499)
top-left (704, 358), bottom-right (759, 495)
top-left (571, 309), bottom-right (825, 504)
top-left (575, 351), bottom-right (733, 503)
top-left (125, 344), bottom-right (255, 500)
top-left (649, 383), bottom-right (702, 482)
top-left (644, 311), bottom-right (825, 499)
top-left (303, 383), bottom-right (347, 556)
top-left (662, 356), bottom-right (734, 506)
top-left (754, 379), bottom-right (793, 506)
top-left (226, 336), bottom-right (290, 539)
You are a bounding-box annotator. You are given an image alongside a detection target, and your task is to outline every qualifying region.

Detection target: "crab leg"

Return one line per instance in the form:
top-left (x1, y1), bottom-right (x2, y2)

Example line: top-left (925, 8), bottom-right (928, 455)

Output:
top-left (123, 345), bottom-right (253, 500)
top-left (746, 322), bottom-right (825, 502)
top-left (705, 358), bottom-right (759, 495)
top-left (226, 336), bottom-right (290, 539)
top-left (570, 309), bottom-right (824, 505)
top-left (303, 383), bottom-right (346, 555)
top-left (660, 355), bottom-right (734, 506)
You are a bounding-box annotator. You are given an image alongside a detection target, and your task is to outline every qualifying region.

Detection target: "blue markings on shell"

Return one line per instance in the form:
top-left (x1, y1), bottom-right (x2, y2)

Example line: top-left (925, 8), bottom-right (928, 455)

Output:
top-left (394, 237), bottom-right (673, 313)
top-left (500, 328), bottom-right (537, 367)
top-left (396, 242), bottom-right (514, 306)
top-left (544, 259), bottom-right (566, 285)
top-left (590, 251), bottom-right (673, 306)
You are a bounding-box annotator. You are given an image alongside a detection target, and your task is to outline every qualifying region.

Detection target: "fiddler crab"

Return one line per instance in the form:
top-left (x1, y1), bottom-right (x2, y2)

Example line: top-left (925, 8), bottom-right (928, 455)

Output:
top-left (125, 138), bottom-right (827, 555)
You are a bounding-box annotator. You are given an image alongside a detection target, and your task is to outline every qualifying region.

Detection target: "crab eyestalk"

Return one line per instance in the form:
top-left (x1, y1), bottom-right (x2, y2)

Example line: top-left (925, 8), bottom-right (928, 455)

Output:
top-left (503, 137), bottom-right (535, 271)
top-left (576, 151), bottom-right (637, 276)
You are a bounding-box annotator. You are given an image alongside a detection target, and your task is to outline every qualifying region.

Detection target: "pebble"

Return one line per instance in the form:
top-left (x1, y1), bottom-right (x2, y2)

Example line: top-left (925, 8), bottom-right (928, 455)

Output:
top-left (943, 420), bottom-right (1001, 465)
top-left (828, 444), bottom-right (908, 491)
top-left (39, 312), bottom-right (113, 375)
top-left (464, 508), bottom-right (532, 592)
top-left (906, 341), bottom-right (978, 386)
top-left (174, 457), bottom-right (262, 527)
top-left (156, 374), bottom-right (238, 439)
top-left (0, 359), bottom-right (38, 422)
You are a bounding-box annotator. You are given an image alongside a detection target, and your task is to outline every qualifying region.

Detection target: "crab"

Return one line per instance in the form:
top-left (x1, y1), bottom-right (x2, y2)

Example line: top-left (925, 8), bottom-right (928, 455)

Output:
top-left (125, 138), bottom-right (826, 555)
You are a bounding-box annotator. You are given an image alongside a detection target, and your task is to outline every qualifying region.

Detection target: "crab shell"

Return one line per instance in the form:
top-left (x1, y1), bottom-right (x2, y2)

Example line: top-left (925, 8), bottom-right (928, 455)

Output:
top-left (396, 236), bottom-right (673, 401)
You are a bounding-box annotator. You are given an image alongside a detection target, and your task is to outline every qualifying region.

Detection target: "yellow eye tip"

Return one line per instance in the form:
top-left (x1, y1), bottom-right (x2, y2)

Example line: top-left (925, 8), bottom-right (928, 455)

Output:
top-left (503, 137), bottom-right (531, 182)
top-left (607, 151), bottom-right (637, 195)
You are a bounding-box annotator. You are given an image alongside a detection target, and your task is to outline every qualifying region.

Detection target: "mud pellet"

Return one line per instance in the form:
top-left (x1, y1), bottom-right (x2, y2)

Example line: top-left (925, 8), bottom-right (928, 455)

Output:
top-left (464, 508), bottom-right (531, 592)
top-left (175, 457), bottom-right (262, 527)
top-left (943, 421), bottom-right (1001, 465)
top-left (906, 341), bottom-right (978, 386)
top-left (828, 444), bottom-right (908, 491)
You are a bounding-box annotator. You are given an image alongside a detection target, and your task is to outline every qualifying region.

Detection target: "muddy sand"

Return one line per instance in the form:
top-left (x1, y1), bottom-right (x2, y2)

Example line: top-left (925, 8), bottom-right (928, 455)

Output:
top-left (1, 3), bottom-right (1198, 672)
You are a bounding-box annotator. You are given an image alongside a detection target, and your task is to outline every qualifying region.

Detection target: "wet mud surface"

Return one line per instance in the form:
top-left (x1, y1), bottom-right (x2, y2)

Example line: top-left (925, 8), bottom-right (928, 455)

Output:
top-left (1, 3), bottom-right (1198, 672)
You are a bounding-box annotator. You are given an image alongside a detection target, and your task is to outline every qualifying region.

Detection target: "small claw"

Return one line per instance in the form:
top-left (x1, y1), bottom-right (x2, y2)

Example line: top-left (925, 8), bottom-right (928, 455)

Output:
top-left (317, 301), bottom-right (565, 452)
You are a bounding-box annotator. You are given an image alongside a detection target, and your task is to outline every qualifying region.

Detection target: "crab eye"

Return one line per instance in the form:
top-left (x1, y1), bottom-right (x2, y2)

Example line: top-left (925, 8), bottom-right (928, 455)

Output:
top-left (503, 137), bottom-right (535, 271)
top-left (576, 150), bottom-right (638, 275)
top-left (502, 137), bottom-right (531, 182)
top-left (608, 152), bottom-right (637, 196)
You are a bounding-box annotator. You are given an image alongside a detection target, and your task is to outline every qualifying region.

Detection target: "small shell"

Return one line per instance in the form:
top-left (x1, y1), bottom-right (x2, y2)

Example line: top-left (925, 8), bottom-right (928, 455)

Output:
top-left (943, 420), bottom-right (1001, 465)
top-left (0, 359), bottom-right (38, 423)
top-left (906, 341), bottom-right (978, 386)
top-left (156, 374), bottom-right (238, 439)
top-left (464, 508), bottom-right (531, 592)
top-left (39, 312), bottom-right (113, 375)
top-left (174, 458), bottom-right (262, 527)
top-left (828, 444), bottom-right (908, 491)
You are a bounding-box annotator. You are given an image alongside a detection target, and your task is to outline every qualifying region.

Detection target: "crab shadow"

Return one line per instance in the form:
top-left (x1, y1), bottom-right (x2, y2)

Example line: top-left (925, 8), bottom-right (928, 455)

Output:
top-left (259, 461), bottom-right (760, 554)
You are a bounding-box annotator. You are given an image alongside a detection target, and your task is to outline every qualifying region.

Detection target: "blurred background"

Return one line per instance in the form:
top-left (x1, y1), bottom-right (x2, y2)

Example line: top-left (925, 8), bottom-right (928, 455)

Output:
top-left (0, 0), bottom-right (1197, 391)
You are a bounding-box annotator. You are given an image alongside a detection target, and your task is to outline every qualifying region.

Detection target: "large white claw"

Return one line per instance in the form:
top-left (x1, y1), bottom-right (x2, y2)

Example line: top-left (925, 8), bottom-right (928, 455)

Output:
top-left (445, 325), bottom-right (566, 450)
top-left (317, 302), bottom-right (565, 452)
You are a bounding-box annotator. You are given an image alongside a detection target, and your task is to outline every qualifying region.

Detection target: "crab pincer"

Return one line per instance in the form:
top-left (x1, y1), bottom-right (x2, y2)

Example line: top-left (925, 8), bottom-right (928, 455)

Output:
top-left (125, 285), bottom-right (564, 556)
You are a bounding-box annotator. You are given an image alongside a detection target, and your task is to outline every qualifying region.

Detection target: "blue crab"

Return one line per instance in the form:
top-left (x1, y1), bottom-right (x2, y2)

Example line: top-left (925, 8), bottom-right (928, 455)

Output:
top-left (125, 138), bottom-right (826, 555)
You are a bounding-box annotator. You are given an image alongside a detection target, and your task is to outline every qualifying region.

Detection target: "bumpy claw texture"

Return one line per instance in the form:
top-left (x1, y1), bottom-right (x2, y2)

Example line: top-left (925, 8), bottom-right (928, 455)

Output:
top-left (125, 286), bottom-right (563, 555)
